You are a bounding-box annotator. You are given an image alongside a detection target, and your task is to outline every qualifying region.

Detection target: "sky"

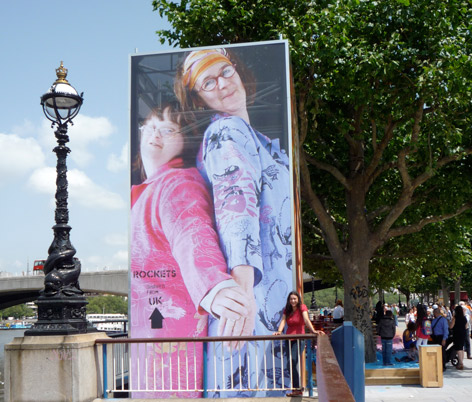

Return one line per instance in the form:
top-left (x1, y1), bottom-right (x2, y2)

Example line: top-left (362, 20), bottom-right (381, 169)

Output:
top-left (0, 1), bottom-right (173, 275)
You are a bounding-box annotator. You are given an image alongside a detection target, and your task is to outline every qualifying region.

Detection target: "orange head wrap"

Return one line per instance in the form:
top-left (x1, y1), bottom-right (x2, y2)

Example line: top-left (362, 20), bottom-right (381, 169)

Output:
top-left (182, 48), bottom-right (231, 90)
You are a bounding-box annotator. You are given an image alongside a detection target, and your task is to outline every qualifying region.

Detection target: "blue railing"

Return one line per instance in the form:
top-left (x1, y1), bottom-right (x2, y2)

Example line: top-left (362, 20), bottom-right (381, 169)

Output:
top-left (96, 334), bottom-right (316, 399)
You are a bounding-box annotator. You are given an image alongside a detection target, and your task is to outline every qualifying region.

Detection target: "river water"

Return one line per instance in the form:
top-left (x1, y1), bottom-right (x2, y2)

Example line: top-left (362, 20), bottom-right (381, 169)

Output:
top-left (0, 330), bottom-right (26, 402)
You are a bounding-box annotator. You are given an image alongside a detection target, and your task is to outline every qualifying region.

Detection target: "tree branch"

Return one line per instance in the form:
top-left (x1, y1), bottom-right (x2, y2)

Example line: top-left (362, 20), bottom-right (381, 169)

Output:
top-left (304, 151), bottom-right (351, 191)
top-left (366, 205), bottom-right (391, 223)
top-left (371, 118), bottom-right (377, 153)
top-left (388, 202), bottom-right (472, 238)
top-left (374, 146), bottom-right (472, 249)
top-left (365, 116), bottom-right (398, 188)
top-left (304, 253), bottom-right (334, 261)
top-left (411, 147), bottom-right (472, 189)
top-left (302, 220), bottom-right (324, 237)
top-left (299, 151), bottom-right (346, 266)
top-left (411, 98), bottom-right (424, 144)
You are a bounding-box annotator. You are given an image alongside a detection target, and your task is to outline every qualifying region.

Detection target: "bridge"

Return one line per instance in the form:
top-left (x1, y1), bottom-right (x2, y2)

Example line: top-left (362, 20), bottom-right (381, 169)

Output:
top-left (0, 270), bottom-right (331, 310)
top-left (0, 270), bottom-right (128, 309)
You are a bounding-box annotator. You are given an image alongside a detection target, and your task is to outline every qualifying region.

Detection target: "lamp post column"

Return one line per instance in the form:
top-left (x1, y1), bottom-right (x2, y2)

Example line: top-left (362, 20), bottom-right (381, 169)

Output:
top-left (25, 62), bottom-right (93, 336)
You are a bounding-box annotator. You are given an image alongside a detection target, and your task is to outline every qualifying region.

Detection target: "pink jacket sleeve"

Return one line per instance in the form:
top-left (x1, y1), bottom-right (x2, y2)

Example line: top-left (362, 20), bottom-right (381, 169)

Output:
top-left (159, 169), bottom-right (232, 314)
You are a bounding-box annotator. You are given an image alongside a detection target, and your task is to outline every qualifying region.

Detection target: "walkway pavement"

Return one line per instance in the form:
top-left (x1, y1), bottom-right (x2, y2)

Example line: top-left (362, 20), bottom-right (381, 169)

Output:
top-left (365, 316), bottom-right (472, 402)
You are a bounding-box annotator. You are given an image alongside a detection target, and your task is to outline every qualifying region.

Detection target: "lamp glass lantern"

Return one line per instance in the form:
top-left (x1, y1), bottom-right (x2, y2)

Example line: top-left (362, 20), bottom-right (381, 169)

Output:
top-left (40, 61), bottom-right (83, 126)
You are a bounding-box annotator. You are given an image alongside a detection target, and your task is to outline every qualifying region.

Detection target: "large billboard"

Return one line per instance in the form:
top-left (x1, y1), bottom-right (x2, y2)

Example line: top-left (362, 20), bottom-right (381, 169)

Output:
top-left (129, 40), bottom-right (296, 398)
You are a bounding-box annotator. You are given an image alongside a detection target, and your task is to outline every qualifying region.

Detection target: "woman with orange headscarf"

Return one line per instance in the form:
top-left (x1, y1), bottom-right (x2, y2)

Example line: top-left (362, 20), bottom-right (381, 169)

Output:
top-left (175, 47), bottom-right (293, 397)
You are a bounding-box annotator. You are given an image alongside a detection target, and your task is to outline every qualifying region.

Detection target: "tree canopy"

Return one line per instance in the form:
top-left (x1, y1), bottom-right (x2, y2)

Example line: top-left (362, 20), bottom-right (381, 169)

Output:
top-left (153, 0), bottom-right (472, 361)
top-left (86, 295), bottom-right (128, 315)
top-left (1, 304), bottom-right (34, 319)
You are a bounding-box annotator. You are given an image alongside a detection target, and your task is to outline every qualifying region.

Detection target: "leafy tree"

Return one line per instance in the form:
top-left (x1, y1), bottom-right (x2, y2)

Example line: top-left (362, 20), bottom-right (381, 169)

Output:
top-left (153, 0), bottom-right (472, 361)
top-left (1, 304), bottom-right (34, 319)
top-left (370, 219), bottom-right (472, 305)
top-left (86, 295), bottom-right (128, 315)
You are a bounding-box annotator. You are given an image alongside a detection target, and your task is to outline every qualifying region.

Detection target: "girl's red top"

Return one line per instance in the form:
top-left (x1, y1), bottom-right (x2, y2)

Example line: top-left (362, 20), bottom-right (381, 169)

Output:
top-left (286, 304), bottom-right (308, 334)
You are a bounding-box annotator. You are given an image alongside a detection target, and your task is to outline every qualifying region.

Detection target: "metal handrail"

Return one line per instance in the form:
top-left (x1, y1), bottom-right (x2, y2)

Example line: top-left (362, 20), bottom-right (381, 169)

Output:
top-left (95, 333), bottom-right (317, 399)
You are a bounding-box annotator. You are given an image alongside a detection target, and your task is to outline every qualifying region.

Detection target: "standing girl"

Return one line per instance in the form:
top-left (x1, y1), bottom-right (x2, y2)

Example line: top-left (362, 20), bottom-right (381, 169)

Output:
top-left (415, 304), bottom-right (430, 347)
top-left (274, 291), bottom-right (320, 396)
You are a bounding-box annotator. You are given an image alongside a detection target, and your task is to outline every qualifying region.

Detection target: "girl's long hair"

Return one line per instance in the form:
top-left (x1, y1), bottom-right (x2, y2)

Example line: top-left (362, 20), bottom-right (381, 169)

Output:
top-left (454, 305), bottom-right (465, 319)
top-left (415, 304), bottom-right (427, 331)
top-left (284, 291), bottom-right (301, 317)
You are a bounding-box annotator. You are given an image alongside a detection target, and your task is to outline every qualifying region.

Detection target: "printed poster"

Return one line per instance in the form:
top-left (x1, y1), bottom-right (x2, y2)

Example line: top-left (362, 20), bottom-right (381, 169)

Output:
top-left (129, 40), bottom-right (296, 398)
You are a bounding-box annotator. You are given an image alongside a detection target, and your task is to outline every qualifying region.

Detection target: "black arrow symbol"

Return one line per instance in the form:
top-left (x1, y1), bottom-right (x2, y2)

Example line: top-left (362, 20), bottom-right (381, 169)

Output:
top-left (149, 308), bottom-right (164, 329)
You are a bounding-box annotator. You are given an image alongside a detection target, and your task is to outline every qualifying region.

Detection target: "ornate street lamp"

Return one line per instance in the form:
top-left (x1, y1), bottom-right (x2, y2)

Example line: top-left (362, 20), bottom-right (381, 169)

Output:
top-left (26, 62), bottom-right (91, 335)
top-left (310, 277), bottom-right (318, 310)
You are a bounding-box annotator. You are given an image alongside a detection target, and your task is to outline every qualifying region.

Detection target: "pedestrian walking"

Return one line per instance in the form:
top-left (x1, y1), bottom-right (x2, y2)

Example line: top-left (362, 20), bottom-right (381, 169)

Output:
top-left (450, 305), bottom-right (467, 370)
top-left (431, 308), bottom-right (449, 371)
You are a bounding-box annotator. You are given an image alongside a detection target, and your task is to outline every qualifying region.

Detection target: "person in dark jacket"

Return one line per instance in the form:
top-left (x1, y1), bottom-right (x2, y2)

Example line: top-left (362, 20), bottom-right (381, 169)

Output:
top-left (378, 310), bottom-right (396, 365)
top-left (375, 300), bottom-right (384, 325)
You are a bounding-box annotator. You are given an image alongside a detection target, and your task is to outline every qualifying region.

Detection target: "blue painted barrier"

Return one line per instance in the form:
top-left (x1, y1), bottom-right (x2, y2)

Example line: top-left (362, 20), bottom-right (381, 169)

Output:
top-left (306, 339), bottom-right (314, 397)
top-left (331, 321), bottom-right (365, 402)
top-left (103, 343), bottom-right (108, 399)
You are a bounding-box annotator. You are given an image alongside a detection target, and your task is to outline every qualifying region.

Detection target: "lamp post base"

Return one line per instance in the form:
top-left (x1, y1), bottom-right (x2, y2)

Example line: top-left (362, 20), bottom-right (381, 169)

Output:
top-left (25, 296), bottom-right (96, 336)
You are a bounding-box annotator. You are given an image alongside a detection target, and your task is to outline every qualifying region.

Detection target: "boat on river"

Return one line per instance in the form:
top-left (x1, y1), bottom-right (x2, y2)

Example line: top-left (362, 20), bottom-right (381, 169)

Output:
top-left (0, 321), bottom-right (33, 329)
top-left (86, 313), bottom-right (127, 333)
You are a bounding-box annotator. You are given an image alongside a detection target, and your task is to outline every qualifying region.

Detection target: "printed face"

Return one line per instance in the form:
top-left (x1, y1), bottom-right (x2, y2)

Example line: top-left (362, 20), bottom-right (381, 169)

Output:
top-left (289, 294), bottom-right (299, 306)
top-left (140, 110), bottom-right (184, 176)
top-left (194, 61), bottom-right (247, 118)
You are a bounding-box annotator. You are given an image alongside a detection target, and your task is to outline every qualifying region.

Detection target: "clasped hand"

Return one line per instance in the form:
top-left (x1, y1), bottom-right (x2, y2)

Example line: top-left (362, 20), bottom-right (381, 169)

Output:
top-left (210, 265), bottom-right (256, 349)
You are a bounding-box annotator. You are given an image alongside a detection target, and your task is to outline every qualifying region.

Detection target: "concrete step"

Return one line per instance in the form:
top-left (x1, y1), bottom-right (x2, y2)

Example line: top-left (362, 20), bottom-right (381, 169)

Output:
top-left (365, 368), bottom-right (420, 385)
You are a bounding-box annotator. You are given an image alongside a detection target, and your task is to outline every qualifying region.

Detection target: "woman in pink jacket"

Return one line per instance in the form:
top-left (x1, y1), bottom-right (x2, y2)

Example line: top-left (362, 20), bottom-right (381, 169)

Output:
top-left (130, 104), bottom-right (254, 397)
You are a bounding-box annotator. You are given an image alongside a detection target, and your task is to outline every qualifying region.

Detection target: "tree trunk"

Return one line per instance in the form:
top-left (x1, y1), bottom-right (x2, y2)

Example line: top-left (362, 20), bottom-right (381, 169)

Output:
top-left (454, 277), bottom-right (461, 305)
top-left (405, 291), bottom-right (411, 308)
top-left (440, 278), bottom-right (450, 308)
top-left (342, 262), bottom-right (377, 363)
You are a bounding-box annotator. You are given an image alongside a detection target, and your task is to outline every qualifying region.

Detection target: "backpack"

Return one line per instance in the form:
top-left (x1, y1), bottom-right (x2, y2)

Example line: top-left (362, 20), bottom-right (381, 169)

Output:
top-left (422, 319), bottom-right (432, 336)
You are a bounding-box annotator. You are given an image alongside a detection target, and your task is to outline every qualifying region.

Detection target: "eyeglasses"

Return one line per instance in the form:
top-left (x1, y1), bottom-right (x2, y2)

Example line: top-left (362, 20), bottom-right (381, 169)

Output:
top-left (139, 125), bottom-right (180, 138)
top-left (197, 64), bottom-right (237, 92)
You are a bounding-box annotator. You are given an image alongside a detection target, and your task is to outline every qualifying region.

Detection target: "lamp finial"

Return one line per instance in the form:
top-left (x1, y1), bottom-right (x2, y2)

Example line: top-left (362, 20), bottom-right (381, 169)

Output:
top-left (55, 61), bottom-right (69, 84)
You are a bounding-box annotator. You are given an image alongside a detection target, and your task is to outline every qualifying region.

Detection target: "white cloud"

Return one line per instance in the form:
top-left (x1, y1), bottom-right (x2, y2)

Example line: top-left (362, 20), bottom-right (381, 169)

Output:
top-left (0, 133), bottom-right (45, 185)
top-left (85, 255), bottom-right (103, 266)
top-left (27, 167), bottom-right (56, 196)
top-left (113, 250), bottom-right (129, 263)
top-left (80, 252), bottom-right (128, 271)
top-left (12, 120), bottom-right (36, 138)
top-left (104, 233), bottom-right (128, 247)
top-left (28, 167), bottom-right (126, 210)
top-left (107, 142), bottom-right (129, 172)
top-left (38, 115), bottom-right (115, 167)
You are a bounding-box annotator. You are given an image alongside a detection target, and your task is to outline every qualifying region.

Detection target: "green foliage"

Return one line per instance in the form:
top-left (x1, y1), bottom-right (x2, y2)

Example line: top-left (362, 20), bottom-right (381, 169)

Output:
top-left (1, 304), bottom-right (34, 319)
top-left (153, 0), bottom-right (472, 359)
top-left (303, 287), bottom-right (407, 309)
top-left (370, 218), bottom-right (472, 294)
top-left (152, 0), bottom-right (472, 276)
top-left (86, 295), bottom-right (128, 315)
